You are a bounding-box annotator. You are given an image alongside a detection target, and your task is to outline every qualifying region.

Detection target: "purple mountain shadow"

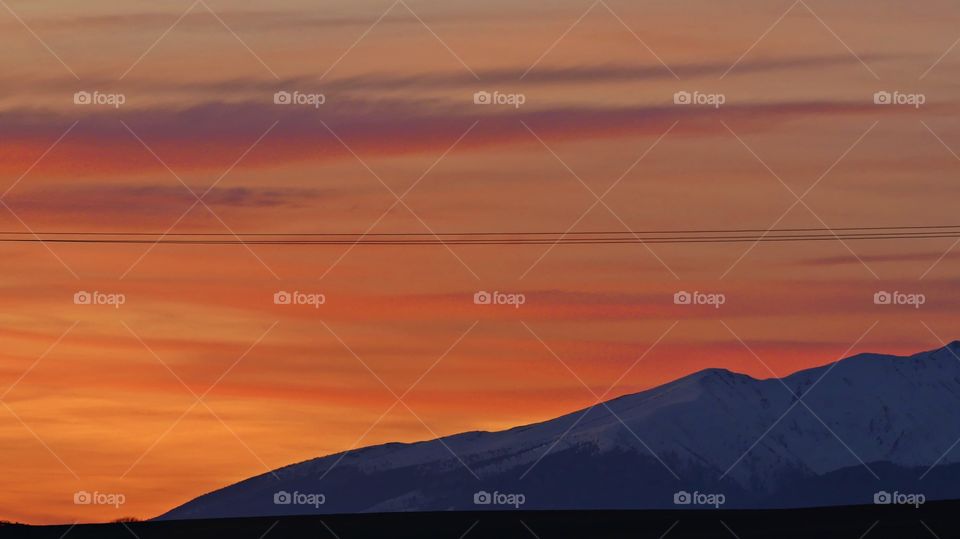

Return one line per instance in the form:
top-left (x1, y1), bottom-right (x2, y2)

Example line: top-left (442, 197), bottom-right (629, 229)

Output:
top-left (158, 341), bottom-right (960, 519)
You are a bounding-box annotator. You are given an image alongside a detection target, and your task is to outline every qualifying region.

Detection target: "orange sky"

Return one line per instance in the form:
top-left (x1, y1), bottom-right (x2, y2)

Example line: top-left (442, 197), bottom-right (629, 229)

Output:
top-left (2, 0), bottom-right (960, 524)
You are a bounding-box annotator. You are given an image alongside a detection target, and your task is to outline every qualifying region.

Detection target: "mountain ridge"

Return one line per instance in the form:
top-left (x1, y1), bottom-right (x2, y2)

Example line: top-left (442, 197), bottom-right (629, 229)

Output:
top-left (158, 340), bottom-right (960, 520)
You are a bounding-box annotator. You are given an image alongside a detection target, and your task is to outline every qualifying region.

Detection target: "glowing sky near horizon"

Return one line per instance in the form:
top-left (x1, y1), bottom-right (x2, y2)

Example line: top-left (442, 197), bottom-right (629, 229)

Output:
top-left (1, 0), bottom-right (959, 524)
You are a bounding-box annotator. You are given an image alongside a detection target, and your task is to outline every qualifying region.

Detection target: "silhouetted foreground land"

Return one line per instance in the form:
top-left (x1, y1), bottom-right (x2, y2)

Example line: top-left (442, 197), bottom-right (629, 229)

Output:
top-left (4, 502), bottom-right (958, 539)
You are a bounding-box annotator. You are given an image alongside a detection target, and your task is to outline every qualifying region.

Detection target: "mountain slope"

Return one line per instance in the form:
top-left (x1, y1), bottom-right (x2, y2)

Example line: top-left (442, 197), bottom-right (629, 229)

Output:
top-left (159, 341), bottom-right (960, 519)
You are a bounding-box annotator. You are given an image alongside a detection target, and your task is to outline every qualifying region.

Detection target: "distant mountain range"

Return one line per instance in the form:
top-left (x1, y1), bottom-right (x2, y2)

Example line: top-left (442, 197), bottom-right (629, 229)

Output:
top-left (159, 342), bottom-right (960, 520)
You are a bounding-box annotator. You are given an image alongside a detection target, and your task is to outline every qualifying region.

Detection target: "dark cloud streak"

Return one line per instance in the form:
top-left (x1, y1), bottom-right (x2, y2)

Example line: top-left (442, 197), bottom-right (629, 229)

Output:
top-left (0, 96), bottom-right (920, 175)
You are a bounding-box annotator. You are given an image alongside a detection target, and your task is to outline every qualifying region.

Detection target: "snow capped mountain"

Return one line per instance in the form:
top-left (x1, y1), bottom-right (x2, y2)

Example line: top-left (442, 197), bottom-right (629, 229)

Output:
top-left (159, 342), bottom-right (960, 519)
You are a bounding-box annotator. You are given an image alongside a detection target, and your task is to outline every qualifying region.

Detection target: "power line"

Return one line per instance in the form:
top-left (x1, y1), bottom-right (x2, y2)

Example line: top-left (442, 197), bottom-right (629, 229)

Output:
top-left (0, 224), bottom-right (959, 237)
top-left (0, 225), bottom-right (959, 245)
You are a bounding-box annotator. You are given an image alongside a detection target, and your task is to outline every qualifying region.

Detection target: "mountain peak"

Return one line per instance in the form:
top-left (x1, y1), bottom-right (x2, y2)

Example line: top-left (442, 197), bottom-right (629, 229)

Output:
top-left (671, 366), bottom-right (757, 385)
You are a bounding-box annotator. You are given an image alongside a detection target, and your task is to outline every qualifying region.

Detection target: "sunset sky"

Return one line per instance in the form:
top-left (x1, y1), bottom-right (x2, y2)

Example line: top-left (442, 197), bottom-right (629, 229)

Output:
top-left (2, 0), bottom-right (960, 524)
